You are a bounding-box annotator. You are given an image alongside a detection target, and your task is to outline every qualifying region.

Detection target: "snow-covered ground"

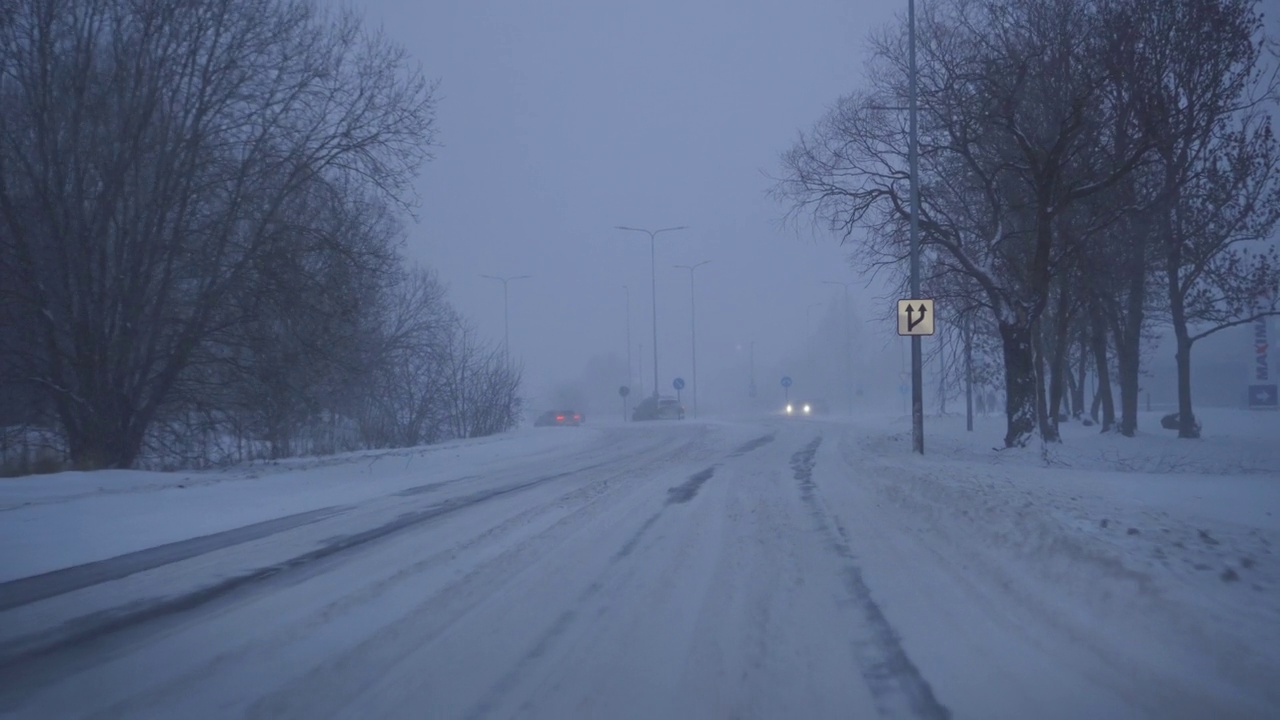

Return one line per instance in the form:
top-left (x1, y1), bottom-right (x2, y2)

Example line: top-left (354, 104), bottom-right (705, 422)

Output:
top-left (0, 409), bottom-right (1276, 719)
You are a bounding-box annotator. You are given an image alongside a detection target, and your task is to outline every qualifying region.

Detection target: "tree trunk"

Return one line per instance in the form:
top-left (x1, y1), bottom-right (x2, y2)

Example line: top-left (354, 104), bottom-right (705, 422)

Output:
top-left (1072, 322), bottom-right (1087, 419)
top-left (1088, 298), bottom-right (1116, 431)
top-left (964, 314), bottom-right (974, 432)
top-left (1033, 321), bottom-right (1060, 442)
top-left (999, 322), bottom-right (1038, 448)
top-left (1047, 293), bottom-right (1073, 432)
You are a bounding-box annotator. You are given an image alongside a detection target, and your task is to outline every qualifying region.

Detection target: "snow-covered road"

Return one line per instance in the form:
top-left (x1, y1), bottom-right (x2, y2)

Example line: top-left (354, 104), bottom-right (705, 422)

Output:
top-left (1, 417), bottom-right (1276, 719)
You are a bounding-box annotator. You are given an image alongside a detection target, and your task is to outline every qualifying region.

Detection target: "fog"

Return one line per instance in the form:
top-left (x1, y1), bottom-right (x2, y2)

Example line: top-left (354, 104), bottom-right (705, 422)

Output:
top-left (356, 0), bottom-right (1279, 421)
top-left (357, 0), bottom-right (906, 416)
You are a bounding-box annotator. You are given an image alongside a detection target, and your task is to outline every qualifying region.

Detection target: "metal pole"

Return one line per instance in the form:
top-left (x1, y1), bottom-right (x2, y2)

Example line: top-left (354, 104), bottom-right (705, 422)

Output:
top-left (675, 261), bottom-right (710, 418)
top-left (625, 286), bottom-right (632, 382)
top-left (480, 274), bottom-right (531, 357)
top-left (502, 281), bottom-right (510, 355)
top-left (625, 285), bottom-right (632, 420)
top-left (615, 226), bottom-right (688, 399)
top-left (650, 234), bottom-right (659, 397)
top-left (909, 0), bottom-right (925, 455)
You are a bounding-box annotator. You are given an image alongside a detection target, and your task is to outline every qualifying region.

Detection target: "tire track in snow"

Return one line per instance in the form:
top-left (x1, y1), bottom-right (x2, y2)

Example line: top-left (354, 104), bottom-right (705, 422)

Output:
top-left (790, 436), bottom-right (952, 720)
top-left (467, 436), bottom-right (770, 717)
top-left (0, 458), bottom-right (622, 673)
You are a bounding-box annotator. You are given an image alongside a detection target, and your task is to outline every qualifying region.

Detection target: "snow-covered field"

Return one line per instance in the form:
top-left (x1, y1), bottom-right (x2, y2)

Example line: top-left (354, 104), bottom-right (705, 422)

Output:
top-left (0, 409), bottom-right (1276, 719)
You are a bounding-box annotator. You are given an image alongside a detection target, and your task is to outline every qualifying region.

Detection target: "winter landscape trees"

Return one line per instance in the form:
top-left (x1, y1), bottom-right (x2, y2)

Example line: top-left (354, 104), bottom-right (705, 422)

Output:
top-left (0, 0), bottom-right (521, 471)
top-left (776, 0), bottom-right (1280, 446)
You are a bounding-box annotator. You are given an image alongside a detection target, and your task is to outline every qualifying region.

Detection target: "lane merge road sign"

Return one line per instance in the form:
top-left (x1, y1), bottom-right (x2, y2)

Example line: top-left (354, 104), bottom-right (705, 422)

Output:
top-left (897, 299), bottom-right (935, 336)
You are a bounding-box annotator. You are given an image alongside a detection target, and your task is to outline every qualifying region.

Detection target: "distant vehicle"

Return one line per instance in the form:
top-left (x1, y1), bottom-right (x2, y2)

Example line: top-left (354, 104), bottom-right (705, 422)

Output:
top-left (633, 395), bottom-right (684, 421)
top-left (784, 399), bottom-right (827, 417)
top-left (534, 410), bottom-right (583, 427)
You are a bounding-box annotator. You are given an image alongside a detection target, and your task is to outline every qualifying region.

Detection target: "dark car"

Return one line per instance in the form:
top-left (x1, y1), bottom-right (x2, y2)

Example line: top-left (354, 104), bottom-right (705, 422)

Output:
top-left (632, 395), bottom-right (684, 421)
top-left (534, 410), bottom-right (583, 427)
top-left (783, 399), bottom-right (827, 417)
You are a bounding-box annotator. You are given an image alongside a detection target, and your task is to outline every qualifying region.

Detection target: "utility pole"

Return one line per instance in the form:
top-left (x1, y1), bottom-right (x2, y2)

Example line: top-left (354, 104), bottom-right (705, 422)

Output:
top-left (624, 285), bottom-right (632, 385)
top-left (908, 0), bottom-right (925, 454)
top-left (480, 274), bottom-right (532, 356)
top-left (674, 261), bottom-right (710, 418)
top-left (616, 225), bottom-right (688, 397)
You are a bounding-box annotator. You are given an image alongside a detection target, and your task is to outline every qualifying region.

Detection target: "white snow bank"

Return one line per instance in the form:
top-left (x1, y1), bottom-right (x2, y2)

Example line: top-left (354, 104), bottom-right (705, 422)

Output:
top-left (0, 428), bottom-right (602, 583)
top-left (832, 407), bottom-right (1280, 715)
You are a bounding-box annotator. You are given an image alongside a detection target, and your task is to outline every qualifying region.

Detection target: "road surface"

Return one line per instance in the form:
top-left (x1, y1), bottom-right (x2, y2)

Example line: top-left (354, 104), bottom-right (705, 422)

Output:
top-left (0, 419), bottom-right (1270, 719)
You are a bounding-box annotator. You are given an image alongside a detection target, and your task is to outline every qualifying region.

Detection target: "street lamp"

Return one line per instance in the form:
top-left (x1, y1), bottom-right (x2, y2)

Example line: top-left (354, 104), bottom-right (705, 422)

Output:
top-left (615, 225), bottom-right (688, 397)
top-left (624, 284), bottom-right (632, 394)
top-left (674, 260), bottom-right (710, 418)
top-left (480, 274), bottom-right (531, 356)
top-left (823, 280), bottom-right (856, 416)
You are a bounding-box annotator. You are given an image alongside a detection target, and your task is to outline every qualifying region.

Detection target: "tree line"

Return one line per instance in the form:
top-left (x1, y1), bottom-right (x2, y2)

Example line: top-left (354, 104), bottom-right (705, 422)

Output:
top-left (0, 0), bottom-right (521, 472)
top-left (776, 0), bottom-right (1280, 446)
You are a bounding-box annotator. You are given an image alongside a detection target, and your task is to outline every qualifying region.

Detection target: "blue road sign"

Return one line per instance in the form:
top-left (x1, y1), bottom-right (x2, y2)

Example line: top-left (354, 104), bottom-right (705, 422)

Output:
top-left (1249, 384), bottom-right (1277, 408)
top-left (781, 376), bottom-right (793, 388)
top-left (673, 377), bottom-right (686, 391)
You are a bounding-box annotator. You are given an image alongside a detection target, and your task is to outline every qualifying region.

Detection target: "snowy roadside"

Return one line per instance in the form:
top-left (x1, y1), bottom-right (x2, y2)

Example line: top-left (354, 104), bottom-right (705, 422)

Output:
top-left (830, 408), bottom-right (1280, 715)
top-left (0, 427), bottom-right (608, 583)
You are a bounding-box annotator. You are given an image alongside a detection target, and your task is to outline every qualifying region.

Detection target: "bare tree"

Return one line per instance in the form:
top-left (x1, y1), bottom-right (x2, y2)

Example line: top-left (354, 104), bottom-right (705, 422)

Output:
top-left (0, 0), bottom-right (437, 468)
top-left (775, 0), bottom-right (1148, 447)
top-left (1129, 0), bottom-right (1280, 437)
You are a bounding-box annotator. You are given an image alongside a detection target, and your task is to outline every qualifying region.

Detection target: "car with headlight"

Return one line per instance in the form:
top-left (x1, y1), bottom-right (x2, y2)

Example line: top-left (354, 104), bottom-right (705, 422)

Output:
top-left (783, 399), bottom-right (827, 417)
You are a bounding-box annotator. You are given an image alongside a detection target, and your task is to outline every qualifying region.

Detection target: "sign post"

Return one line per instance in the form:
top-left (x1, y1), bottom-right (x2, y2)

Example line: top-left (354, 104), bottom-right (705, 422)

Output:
top-left (781, 375), bottom-right (793, 404)
top-left (673, 377), bottom-right (685, 411)
top-left (619, 385), bottom-right (631, 421)
top-left (897, 299), bottom-right (934, 448)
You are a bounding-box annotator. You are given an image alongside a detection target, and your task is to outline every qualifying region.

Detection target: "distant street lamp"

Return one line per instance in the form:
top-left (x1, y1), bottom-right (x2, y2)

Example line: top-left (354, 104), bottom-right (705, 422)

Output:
top-left (823, 280), bottom-right (856, 416)
top-left (674, 260), bottom-right (710, 418)
top-left (615, 225), bottom-right (688, 397)
top-left (624, 285), bottom-right (633, 405)
top-left (480, 274), bottom-right (531, 355)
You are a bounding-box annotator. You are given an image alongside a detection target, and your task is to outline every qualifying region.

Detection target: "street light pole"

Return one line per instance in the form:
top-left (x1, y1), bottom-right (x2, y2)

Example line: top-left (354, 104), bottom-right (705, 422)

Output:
top-left (624, 285), bottom-right (632, 394)
top-left (909, 0), bottom-right (925, 454)
top-left (615, 225), bottom-right (688, 397)
top-left (480, 274), bottom-right (532, 356)
top-left (674, 261), bottom-right (710, 418)
top-left (824, 280), bottom-right (856, 416)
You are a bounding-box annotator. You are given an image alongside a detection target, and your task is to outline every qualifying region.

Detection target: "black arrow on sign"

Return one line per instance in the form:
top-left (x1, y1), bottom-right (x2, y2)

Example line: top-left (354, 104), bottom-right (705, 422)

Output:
top-left (906, 303), bottom-right (927, 332)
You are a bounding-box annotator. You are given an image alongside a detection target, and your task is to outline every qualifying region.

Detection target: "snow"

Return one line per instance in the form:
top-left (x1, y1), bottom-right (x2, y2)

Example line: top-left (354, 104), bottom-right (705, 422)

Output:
top-left (0, 428), bottom-right (601, 583)
top-left (0, 409), bottom-right (1277, 718)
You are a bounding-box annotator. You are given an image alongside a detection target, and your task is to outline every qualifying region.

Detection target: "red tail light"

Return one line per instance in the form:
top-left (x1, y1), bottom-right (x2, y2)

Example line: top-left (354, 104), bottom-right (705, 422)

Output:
top-left (555, 414), bottom-right (565, 421)
top-left (573, 414), bottom-right (581, 420)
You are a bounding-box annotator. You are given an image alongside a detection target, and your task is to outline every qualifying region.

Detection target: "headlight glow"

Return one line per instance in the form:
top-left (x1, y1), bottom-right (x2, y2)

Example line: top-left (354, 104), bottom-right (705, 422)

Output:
top-left (803, 404), bottom-right (811, 414)
top-left (785, 404), bottom-right (793, 414)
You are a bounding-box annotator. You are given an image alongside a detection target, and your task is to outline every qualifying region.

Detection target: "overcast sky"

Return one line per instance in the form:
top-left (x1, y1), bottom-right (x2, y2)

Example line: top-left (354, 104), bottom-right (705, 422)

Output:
top-left (354, 0), bottom-right (904, 409)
